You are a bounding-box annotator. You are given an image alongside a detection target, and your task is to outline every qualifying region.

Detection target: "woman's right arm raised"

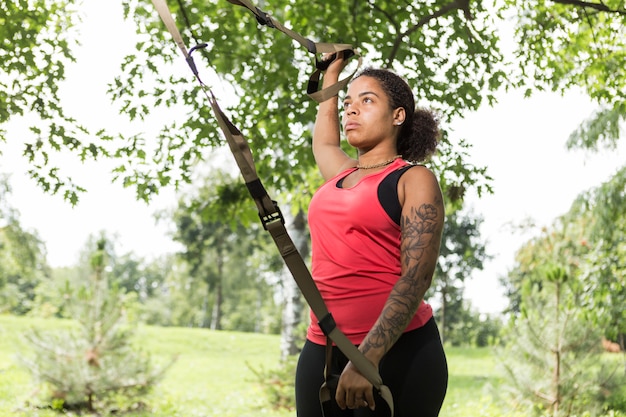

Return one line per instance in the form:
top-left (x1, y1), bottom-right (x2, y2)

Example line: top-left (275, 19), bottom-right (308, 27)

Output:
top-left (312, 55), bottom-right (355, 181)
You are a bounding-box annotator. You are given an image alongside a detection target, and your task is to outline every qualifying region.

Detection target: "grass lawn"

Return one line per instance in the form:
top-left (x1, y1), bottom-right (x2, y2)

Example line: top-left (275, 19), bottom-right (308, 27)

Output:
top-left (0, 315), bottom-right (503, 416)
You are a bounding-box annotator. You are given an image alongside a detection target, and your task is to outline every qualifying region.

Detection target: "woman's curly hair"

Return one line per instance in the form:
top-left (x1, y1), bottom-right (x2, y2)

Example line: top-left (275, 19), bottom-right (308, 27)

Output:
top-left (354, 68), bottom-right (440, 163)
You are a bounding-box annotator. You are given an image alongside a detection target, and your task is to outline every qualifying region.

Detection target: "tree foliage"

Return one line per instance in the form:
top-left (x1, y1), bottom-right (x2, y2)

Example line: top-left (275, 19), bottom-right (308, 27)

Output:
top-left (5, 0), bottom-right (500, 204)
top-left (2, 0), bottom-right (624, 205)
top-left (432, 206), bottom-right (490, 342)
top-left (171, 170), bottom-right (284, 330)
top-left (0, 176), bottom-right (50, 314)
top-left (501, 217), bottom-right (589, 315)
top-left (109, 0), bottom-right (502, 206)
top-left (0, 0), bottom-right (103, 204)
top-left (566, 166), bottom-right (626, 347)
top-left (504, 0), bottom-right (626, 151)
top-left (503, 166), bottom-right (626, 346)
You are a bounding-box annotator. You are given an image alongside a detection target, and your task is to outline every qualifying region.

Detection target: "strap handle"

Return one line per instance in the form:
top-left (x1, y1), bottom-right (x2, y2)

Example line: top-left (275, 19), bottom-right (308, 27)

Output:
top-left (226, 0), bottom-right (361, 102)
top-left (149, 1), bottom-right (393, 415)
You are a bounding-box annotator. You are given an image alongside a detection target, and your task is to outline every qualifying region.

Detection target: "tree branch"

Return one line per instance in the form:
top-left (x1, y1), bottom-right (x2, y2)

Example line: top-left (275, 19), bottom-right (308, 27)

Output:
top-left (533, 388), bottom-right (557, 405)
top-left (385, 0), bottom-right (470, 67)
top-left (551, 0), bottom-right (626, 15)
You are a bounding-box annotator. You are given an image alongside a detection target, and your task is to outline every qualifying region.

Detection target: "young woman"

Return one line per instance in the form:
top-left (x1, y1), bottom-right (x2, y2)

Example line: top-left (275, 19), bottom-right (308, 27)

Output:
top-left (295, 54), bottom-right (448, 417)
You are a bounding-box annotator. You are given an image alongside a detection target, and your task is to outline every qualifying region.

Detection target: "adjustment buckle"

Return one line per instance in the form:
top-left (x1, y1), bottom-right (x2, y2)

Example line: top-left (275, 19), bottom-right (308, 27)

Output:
top-left (255, 8), bottom-right (275, 28)
top-left (259, 200), bottom-right (284, 230)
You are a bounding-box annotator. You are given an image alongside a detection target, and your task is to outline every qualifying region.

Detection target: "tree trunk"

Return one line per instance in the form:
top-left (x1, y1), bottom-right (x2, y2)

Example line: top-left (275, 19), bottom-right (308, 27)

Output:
top-left (279, 209), bottom-right (307, 362)
top-left (201, 286), bottom-right (209, 328)
top-left (210, 279), bottom-right (223, 330)
top-left (210, 251), bottom-right (224, 330)
top-left (620, 333), bottom-right (626, 375)
top-left (255, 283), bottom-right (263, 333)
top-left (553, 280), bottom-right (561, 417)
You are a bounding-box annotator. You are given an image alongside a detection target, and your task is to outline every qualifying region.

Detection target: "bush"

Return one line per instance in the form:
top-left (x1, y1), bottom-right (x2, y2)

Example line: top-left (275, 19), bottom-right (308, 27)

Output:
top-left (444, 309), bottom-right (503, 347)
top-left (247, 355), bottom-right (298, 411)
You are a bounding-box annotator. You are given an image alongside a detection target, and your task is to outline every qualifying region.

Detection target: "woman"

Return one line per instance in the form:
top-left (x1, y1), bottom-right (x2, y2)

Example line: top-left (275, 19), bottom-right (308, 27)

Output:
top-left (295, 54), bottom-right (448, 417)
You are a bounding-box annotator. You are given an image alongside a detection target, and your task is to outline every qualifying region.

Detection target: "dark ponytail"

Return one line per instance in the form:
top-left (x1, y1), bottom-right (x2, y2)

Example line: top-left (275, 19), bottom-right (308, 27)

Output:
top-left (398, 107), bottom-right (440, 163)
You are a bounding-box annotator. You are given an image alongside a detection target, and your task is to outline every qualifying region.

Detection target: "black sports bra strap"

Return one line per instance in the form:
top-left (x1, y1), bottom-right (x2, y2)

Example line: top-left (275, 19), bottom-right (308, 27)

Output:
top-left (378, 165), bottom-right (414, 226)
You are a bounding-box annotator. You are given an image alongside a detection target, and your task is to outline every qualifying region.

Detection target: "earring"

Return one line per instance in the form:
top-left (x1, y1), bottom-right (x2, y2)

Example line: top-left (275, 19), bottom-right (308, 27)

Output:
top-left (395, 122), bottom-right (403, 126)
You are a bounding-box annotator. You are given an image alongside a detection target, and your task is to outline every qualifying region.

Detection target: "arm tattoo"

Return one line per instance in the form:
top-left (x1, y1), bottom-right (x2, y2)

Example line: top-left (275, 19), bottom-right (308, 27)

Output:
top-left (360, 203), bottom-right (440, 355)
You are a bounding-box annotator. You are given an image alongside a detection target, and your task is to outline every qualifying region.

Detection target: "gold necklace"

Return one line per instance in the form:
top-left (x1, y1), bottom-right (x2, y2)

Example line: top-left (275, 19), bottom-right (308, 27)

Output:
top-left (356, 155), bottom-right (402, 169)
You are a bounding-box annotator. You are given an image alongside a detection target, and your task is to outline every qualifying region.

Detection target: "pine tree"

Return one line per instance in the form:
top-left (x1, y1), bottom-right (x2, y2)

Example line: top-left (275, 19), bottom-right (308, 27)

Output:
top-left (496, 265), bottom-right (619, 416)
top-left (20, 237), bottom-right (172, 412)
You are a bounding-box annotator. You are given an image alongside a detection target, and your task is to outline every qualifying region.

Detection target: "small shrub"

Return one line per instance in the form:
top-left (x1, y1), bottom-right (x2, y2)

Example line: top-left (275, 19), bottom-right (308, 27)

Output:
top-left (247, 355), bottom-right (298, 410)
top-left (18, 237), bottom-right (174, 413)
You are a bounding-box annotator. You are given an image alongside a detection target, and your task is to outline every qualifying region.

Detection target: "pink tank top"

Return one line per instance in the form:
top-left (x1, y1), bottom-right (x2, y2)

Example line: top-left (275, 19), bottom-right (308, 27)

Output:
top-left (307, 159), bottom-right (433, 345)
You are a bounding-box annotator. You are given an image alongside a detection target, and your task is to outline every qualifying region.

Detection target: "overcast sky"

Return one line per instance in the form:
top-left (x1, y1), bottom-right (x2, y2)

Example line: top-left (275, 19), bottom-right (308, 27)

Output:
top-left (1, 1), bottom-right (624, 314)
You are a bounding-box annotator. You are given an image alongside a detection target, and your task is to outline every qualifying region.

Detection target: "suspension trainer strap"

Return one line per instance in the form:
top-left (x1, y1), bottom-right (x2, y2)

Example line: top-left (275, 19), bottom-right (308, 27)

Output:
top-left (150, 1), bottom-right (393, 415)
top-left (226, 0), bottom-right (361, 102)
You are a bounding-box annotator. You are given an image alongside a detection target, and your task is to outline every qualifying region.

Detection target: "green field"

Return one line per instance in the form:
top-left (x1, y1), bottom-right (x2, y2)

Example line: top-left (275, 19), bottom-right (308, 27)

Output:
top-left (0, 315), bottom-right (509, 417)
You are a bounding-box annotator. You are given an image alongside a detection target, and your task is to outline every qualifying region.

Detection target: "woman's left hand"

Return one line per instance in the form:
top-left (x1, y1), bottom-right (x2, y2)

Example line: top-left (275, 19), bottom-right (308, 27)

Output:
top-left (335, 361), bottom-right (376, 410)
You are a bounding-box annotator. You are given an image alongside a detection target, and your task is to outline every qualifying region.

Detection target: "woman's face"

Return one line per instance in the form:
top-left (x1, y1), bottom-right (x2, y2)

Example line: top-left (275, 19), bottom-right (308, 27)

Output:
top-left (342, 76), bottom-right (402, 151)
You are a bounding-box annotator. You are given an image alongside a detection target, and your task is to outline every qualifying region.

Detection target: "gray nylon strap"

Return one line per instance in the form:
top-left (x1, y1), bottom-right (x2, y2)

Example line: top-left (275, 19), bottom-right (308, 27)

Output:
top-left (150, 1), bottom-right (393, 415)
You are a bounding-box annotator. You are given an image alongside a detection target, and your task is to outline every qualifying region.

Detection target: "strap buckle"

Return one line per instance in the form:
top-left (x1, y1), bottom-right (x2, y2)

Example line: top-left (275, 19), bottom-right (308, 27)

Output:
top-left (259, 200), bottom-right (284, 230)
top-left (254, 7), bottom-right (275, 28)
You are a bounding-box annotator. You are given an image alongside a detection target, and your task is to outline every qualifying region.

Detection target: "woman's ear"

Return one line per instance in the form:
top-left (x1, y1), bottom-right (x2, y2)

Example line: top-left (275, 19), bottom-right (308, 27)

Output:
top-left (393, 107), bottom-right (406, 126)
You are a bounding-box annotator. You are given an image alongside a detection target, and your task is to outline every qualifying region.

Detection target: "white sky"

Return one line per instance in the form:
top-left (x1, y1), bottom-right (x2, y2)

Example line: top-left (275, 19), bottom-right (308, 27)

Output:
top-left (1, 2), bottom-right (624, 314)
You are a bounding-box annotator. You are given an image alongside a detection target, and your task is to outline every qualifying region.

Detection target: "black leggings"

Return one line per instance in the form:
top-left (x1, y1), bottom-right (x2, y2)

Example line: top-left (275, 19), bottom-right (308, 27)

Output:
top-left (295, 318), bottom-right (448, 417)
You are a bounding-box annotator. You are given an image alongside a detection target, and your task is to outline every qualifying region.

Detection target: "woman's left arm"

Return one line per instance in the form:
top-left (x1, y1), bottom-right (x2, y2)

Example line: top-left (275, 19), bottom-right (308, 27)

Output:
top-left (335, 166), bottom-right (445, 410)
top-left (363, 166), bottom-right (444, 359)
